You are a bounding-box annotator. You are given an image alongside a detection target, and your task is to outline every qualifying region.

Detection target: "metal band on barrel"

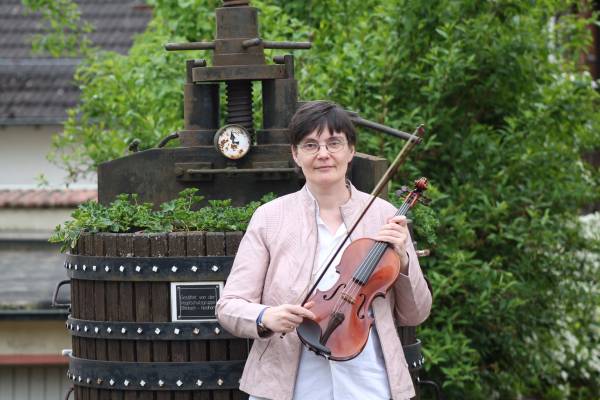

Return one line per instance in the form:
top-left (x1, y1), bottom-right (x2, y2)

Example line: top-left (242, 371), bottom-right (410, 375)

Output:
top-left (64, 254), bottom-right (233, 281)
top-left (66, 317), bottom-right (237, 340)
top-left (67, 355), bottom-right (244, 390)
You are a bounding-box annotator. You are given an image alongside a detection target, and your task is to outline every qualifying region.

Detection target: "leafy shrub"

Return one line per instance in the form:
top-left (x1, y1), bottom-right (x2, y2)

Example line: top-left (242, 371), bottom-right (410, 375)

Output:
top-left (49, 189), bottom-right (275, 252)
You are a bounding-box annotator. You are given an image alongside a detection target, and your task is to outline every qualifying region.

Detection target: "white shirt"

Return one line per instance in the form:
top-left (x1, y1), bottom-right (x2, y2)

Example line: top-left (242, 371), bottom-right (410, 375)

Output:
top-left (251, 192), bottom-right (391, 400)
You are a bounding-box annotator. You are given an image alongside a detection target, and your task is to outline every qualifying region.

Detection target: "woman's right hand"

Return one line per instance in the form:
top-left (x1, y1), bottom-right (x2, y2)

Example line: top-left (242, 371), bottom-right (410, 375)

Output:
top-left (262, 303), bottom-right (316, 334)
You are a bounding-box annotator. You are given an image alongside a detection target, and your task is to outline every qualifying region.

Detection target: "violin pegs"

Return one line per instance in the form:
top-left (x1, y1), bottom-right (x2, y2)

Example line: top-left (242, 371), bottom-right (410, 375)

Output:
top-left (395, 186), bottom-right (410, 198)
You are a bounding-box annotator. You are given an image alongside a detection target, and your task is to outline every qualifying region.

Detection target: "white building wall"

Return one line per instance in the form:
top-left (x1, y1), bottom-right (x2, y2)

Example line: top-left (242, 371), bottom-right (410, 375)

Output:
top-left (0, 125), bottom-right (96, 188)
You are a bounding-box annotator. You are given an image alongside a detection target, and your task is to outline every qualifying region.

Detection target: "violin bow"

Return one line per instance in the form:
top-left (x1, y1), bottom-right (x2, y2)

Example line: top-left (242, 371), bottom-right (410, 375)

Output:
top-left (299, 124), bottom-right (426, 306)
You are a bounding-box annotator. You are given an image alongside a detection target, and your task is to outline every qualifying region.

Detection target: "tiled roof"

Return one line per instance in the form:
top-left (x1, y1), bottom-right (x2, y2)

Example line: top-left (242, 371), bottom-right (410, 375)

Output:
top-left (0, 189), bottom-right (97, 208)
top-left (0, 0), bottom-right (152, 124)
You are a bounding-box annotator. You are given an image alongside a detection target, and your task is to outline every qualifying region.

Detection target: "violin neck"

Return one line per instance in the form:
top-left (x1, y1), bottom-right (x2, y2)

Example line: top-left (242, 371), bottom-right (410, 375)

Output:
top-left (352, 197), bottom-right (412, 285)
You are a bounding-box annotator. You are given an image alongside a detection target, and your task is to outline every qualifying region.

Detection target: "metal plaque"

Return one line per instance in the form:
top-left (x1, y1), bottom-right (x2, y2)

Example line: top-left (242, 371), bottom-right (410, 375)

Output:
top-left (171, 282), bottom-right (224, 322)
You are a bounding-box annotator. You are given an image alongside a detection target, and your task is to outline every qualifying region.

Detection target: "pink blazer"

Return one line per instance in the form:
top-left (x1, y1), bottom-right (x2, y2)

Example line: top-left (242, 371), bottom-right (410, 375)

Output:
top-left (216, 184), bottom-right (432, 400)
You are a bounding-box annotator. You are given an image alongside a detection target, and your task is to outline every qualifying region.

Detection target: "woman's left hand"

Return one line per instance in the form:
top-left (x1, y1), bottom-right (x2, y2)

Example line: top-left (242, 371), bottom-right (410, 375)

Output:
top-left (374, 215), bottom-right (409, 273)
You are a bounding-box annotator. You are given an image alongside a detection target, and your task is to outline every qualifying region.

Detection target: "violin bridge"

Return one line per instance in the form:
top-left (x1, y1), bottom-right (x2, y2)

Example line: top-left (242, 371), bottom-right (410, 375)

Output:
top-left (341, 292), bottom-right (356, 304)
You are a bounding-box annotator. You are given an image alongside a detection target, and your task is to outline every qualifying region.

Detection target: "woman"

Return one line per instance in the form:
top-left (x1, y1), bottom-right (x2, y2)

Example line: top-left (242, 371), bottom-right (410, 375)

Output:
top-left (216, 100), bottom-right (432, 400)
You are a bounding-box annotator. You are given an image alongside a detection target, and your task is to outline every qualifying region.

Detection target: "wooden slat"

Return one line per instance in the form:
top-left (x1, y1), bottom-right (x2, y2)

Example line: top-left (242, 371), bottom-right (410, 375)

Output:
top-left (80, 234), bottom-right (95, 400)
top-left (91, 235), bottom-right (110, 400)
top-left (206, 232), bottom-right (230, 400)
top-left (73, 238), bottom-right (83, 400)
top-left (103, 233), bottom-right (123, 400)
top-left (168, 233), bottom-right (191, 400)
top-left (151, 233), bottom-right (171, 400)
top-left (116, 234), bottom-right (137, 400)
top-left (133, 233), bottom-right (153, 400)
top-left (188, 232), bottom-right (211, 400)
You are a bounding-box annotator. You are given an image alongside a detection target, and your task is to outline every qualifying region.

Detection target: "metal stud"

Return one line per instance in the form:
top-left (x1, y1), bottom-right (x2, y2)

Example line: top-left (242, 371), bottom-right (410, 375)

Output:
top-left (152, 265), bottom-right (159, 272)
top-left (107, 327), bottom-right (112, 334)
top-left (196, 379), bottom-right (203, 387)
top-left (84, 326), bottom-right (88, 332)
top-left (171, 265), bottom-right (178, 272)
top-left (82, 265), bottom-right (87, 271)
top-left (65, 322), bottom-right (69, 328)
top-left (124, 379), bottom-right (130, 387)
top-left (214, 327), bottom-right (220, 335)
top-left (193, 328), bottom-right (200, 335)
top-left (211, 265), bottom-right (219, 272)
top-left (191, 265), bottom-right (198, 272)
top-left (97, 378), bottom-right (103, 385)
top-left (76, 325), bottom-right (80, 331)
top-left (121, 327), bottom-right (127, 334)
top-left (174, 328), bottom-right (180, 335)
top-left (176, 380), bottom-right (183, 387)
top-left (135, 265), bottom-right (141, 272)
top-left (86, 377), bottom-right (91, 384)
top-left (105, 265), bottom-right (110, 272)
top-left (217, 378), bottom-right (224, 386)
top-left (119, 265), bottom-right (125, 272)
top-left (78, 376), bottom-right (82, 382)
top-left (92, 265), bottom-right (97, 271)
top-left (158, 380), bottom-right (165, 387)
top-left (412, 361), bottom-right (417, 368)
top-left (137, 327), bottom-right (143, 334)
top-left (155, 327), bottom-right (161, 335)
top-left (109, 379), bottom-right (115, 386)
top-left (140, 380), bottom-right (146, 387)
top-left (74, 264), bottom-right (78, 270)
top-left (94, 327), bottom-right (99, 334)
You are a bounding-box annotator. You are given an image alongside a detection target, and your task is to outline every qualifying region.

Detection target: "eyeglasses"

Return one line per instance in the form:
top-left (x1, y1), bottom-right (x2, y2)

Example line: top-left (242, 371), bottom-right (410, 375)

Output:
top-left (297, 139), bottom-right (347, 154)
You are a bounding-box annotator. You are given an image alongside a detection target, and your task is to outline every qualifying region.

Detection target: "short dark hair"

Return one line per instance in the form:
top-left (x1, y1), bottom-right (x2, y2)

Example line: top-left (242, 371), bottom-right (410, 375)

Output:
top-left (288, 100), bottom-right (356, 146)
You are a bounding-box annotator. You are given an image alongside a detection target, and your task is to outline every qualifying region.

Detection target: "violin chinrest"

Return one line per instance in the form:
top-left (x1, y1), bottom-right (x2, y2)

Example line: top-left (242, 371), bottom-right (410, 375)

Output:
top-left (297, 319), bottom-right (331, 357)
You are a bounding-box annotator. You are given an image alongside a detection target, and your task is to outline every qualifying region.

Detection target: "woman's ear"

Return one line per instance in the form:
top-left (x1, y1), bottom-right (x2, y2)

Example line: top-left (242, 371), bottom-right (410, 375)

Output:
top-left (291, 145), bottom-right (301, 167)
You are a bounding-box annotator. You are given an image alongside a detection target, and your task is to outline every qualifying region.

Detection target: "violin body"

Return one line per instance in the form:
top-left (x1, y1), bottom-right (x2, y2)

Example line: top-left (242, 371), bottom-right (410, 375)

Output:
top-left (299, 238), bottom-right (400, 361)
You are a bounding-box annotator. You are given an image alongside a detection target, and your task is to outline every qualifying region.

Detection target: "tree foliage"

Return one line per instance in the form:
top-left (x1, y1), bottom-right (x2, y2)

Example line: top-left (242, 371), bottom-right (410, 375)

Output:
top-left (26, 0), bottom-right (600, 398)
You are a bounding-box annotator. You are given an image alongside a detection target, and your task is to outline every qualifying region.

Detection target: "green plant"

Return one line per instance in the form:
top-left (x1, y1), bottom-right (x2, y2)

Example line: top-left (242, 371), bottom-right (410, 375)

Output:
top-left (49, 189), bottom-right (275, 252)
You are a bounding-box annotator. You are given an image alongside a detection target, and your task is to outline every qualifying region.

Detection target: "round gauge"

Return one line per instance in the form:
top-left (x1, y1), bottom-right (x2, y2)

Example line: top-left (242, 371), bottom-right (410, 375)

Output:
top-left (213, 124), bottom-right (251, 160)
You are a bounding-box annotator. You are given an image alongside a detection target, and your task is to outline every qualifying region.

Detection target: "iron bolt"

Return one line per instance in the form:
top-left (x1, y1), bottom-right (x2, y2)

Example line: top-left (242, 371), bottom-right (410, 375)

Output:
top-left (214, 327), bottom-right (220, 335)
top-left (137, 327), bottom-right (143, 334)
top-left (140, 380), bottom-right (146, 387)
top-left (171, 265), bottom-right (178, 272)
top-left (174, 328), bottom-right (180, 335)
top-left (105, 266), bottom-right (110, 272)
top-left (158, 380), bottom-right (165, 387)
top-left (82, 265), bottom-right (87, 271)
top-left (155, 328), bottom-right (161, 335)
top-left (217, 378), bottom-right (224, 386)
top-left (107, 327), bottom-right (112, 334)
top-left (121, 327), bottom-right (127, 334)
top-left (119, 265), bottom-right (125, 272)
top-left (191, 265), bottom-right (198, 272)
top-left (135, 265), bottom-right (141, 272)
top-left (124, 379), bottom-right (130, 387)
top-left (152, 266), bottom-right (159, 272)
top-left (196, 379), bottom-right (203, 387)
top-left (92, 265), bottom-right (97, 271)
top-left (211, 265), bottom-right (219, 272)
top-left (176, 380), bottom-right (183, 387)
top-left (193, 328), bottom-right (200, 335)
top-left (109, 379), bottom-right (115, 386)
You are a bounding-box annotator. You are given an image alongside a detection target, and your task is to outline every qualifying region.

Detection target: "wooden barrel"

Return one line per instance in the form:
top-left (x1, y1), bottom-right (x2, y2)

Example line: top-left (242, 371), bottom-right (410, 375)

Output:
top-left (65, 231), bottom-right (249, 400)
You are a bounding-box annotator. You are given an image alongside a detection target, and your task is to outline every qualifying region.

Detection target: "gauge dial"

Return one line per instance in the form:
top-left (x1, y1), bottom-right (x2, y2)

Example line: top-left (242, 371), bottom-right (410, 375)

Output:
top-left (213, 124), bottom-right (251, 160)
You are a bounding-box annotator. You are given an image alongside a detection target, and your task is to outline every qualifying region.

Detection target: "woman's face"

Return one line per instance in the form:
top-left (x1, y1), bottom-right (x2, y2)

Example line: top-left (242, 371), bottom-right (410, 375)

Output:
top-left (292, 127), bottom-right (355, 188)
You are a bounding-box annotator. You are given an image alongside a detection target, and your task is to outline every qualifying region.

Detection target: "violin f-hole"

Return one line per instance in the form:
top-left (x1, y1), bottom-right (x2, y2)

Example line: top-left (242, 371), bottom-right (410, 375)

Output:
top-left (356, 293), bottom-right (367, 319)
top-left (323, 283), bottom-right (345, 300)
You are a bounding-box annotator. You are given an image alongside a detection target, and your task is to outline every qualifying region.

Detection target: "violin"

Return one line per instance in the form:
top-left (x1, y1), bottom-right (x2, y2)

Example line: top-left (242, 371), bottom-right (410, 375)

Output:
top-left (296, 177), bottom-right (428, 360)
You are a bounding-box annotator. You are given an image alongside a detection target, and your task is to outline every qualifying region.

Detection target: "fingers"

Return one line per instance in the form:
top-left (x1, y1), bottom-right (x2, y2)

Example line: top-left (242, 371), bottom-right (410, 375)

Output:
top-left (285, 304), bottom-right (316, 320)
top-left (263, 304), bottom-right (316, 333)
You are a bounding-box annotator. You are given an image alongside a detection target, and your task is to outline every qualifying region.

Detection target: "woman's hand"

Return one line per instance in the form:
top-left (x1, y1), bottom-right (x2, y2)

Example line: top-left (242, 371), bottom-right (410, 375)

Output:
top-left (262, 302), bottom-right (316, 334)
top-left (374, 215), bottom-right (410, 273)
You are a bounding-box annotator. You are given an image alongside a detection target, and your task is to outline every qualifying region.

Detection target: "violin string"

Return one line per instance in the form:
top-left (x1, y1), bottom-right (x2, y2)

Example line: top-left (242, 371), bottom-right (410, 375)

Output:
top-left (336, 199), bottom-right (412, 315)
